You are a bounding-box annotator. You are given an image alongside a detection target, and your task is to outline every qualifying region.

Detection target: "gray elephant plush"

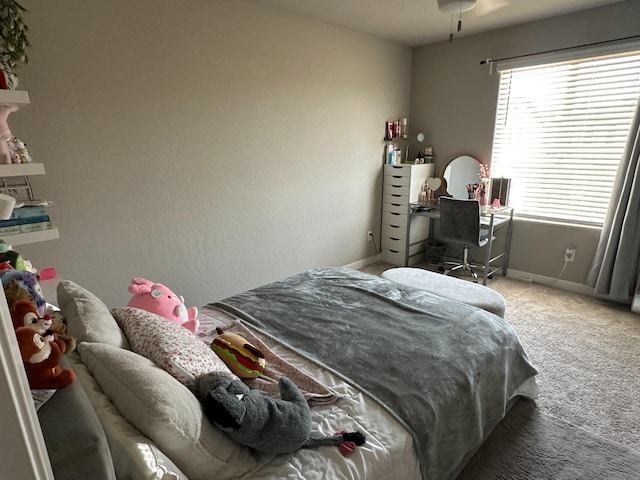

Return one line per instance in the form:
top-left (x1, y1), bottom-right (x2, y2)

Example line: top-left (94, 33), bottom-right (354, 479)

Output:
top-left (194, 372), bottom-right (365, 455)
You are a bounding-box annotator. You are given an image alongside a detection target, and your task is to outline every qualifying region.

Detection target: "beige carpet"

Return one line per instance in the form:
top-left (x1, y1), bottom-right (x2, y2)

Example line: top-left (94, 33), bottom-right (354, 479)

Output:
top-left (360, 262), bottom-right (640, 479)
top-left (458, 398), bottom-right (640, 480)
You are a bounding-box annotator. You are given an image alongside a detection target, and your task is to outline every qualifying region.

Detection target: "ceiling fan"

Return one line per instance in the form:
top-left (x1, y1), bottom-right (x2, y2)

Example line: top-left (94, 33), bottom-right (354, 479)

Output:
top-left (436, 0), bottom-right (510, 42)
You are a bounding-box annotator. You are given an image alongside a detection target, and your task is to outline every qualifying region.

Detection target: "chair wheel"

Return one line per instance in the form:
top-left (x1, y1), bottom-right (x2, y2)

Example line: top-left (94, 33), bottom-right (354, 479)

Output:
top-left (438, 266), bottom-right (445, 272)
top-left (488, 274), bottom-right (494, 279)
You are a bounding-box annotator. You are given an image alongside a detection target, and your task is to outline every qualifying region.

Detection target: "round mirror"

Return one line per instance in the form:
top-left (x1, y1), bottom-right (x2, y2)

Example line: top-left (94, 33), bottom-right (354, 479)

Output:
top-left (416, 132), bottom-right (425, 142)
top-left (440, 155), bottom-right (482, 199)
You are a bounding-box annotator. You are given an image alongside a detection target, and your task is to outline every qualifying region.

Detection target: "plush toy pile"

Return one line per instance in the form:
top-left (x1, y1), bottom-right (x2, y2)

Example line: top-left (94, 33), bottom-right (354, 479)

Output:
top-left (1, 240), bottom-right (76, 390)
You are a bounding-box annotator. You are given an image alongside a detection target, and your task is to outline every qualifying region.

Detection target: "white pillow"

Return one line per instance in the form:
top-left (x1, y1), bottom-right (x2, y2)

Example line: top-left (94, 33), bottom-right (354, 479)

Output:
top-left (111, 307), bottom-right (233, 387)
top-left (57, 280), bottom-right (130, 348)
top-left (67, 351), bottom-right (187, 480)
top-left (77, 342), bottom-right (260, 480)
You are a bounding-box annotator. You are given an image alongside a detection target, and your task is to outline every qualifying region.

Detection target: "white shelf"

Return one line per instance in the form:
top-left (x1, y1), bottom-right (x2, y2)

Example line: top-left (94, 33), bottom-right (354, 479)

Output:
top-left (0, 90), bottom-right (57, 248)
top-left (0, 163), bottom-right (45, 177)
top-left (0, 228), bottom-right (59, 246)
top-left (0, 90), bottom-right (30, 108)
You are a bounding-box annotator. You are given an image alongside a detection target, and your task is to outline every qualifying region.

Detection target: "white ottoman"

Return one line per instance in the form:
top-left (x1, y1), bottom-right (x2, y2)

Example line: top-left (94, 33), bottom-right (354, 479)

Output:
top-left (381, 267), bottom-right (506, 318)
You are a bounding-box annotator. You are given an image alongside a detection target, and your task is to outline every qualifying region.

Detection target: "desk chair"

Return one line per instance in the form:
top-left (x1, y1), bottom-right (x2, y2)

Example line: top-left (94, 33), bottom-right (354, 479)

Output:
top-left (438, 197), bottom-right (490, 283)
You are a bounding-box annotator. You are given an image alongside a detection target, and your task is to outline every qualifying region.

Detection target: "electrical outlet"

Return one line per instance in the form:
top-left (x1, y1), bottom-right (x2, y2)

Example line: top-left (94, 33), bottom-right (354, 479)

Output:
top-left (564, 247), bottom-right (576, 262)
top-left (367, 231), bottom-right (374, 241)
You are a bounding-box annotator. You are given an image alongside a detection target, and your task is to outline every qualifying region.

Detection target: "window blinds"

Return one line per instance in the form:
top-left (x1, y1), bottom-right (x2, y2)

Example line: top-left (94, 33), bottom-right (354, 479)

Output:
top-left (490, 50), bottom-right (640, 226)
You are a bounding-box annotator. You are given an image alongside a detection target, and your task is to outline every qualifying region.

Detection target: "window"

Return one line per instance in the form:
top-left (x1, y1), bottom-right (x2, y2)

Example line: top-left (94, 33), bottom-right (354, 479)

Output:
top-left (490, 45), bottom-right (640, 226)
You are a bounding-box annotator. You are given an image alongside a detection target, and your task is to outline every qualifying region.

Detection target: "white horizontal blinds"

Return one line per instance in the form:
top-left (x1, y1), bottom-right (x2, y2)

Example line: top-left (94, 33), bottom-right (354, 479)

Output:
top-left (491, 50), bottom-right (640, 226)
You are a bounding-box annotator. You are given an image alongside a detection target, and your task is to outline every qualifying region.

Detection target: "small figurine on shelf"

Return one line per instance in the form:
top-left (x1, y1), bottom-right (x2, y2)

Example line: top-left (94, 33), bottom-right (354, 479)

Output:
top-left (7, 136), bottom-right (31, 163)
top-left (0, 104), bottom-right (17, 164)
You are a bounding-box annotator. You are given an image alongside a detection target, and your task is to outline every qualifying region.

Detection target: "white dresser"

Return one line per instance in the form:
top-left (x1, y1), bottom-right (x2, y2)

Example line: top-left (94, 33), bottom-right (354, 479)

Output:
top-left (381, 163), bottom-right (434, 266)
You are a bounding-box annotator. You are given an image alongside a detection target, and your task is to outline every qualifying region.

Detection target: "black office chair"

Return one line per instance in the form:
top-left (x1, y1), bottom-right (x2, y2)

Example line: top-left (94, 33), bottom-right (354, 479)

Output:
top-left (438, 197), bottom-right (490, 283)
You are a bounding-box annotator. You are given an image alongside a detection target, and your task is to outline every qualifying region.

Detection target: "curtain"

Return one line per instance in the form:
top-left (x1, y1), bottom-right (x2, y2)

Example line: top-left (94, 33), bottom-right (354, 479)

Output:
top-left (587, 100), bottom-right (640, 307)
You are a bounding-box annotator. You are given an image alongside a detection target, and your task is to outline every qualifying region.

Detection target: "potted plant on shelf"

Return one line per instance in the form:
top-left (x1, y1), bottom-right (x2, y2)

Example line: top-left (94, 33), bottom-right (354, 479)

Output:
top-left (0, 0), bottom-right (30, 89)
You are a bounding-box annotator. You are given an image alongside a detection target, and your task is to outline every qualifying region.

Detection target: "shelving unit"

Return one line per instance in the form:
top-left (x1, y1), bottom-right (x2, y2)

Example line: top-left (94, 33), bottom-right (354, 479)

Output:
top-left (380, 163), bottom-right (434, 266)
top-left (0, 163), bottom-right (44, 176)
top-left (0, 90), bottom-right (59, 246)
top-left (0, 89), bottom-right (29, 107)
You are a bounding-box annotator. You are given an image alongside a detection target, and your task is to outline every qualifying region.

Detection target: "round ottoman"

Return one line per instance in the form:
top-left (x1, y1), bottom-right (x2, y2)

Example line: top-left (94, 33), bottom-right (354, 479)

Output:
top-left (381, 267), bottom-right (506, 318)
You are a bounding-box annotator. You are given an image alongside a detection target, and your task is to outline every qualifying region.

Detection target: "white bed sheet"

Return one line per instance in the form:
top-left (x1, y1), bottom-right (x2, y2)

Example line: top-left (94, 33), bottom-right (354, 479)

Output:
top-left (69, 313), bottom-right (422, 480)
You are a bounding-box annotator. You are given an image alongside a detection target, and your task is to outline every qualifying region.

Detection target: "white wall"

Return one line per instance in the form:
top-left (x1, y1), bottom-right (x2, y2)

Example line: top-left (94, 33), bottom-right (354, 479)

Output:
top-left (11, 0), bottom-right (411, 307)
top-left (410, 0), bottom-right (640, 284)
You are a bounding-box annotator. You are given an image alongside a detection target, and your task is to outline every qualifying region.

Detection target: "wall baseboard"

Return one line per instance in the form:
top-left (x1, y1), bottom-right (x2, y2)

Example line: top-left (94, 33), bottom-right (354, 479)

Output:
top-left (344, 257), bottom-right (599, 298)
top-left (344, 254), bottom-right (380, 270)
top-left (506, 269), bottom-right (595, 296)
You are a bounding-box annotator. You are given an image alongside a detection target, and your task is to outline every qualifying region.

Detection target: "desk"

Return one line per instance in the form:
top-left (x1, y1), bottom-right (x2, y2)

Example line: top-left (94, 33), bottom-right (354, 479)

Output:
top-left (410, 204), bottom-right (514, 285)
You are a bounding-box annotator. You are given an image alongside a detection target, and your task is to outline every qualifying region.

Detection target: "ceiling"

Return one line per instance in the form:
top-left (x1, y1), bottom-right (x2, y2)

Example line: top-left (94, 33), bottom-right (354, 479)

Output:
top-left (251, 0), bottom-right (626, 47)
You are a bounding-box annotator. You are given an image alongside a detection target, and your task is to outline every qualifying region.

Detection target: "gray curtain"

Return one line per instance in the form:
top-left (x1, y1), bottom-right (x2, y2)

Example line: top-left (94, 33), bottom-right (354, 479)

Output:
top-left (587, 100), bottom-right (640, 305)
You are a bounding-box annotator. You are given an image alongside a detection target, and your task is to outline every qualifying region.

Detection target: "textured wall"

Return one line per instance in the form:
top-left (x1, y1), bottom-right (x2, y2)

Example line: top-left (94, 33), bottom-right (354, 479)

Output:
top-left (12, 0), bottom-right (411, 307)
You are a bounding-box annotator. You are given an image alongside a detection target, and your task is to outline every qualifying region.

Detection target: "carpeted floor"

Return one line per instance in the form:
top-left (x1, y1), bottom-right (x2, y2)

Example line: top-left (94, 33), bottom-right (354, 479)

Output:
top-left (458, 399), bottom-right (640, 480)
top-left (359, 261), bottom-right (640, 479)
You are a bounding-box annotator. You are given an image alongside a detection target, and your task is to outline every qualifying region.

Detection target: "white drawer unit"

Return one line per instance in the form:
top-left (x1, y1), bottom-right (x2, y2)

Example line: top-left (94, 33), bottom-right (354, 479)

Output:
top-left (380, 163), bottom-right (434, 266)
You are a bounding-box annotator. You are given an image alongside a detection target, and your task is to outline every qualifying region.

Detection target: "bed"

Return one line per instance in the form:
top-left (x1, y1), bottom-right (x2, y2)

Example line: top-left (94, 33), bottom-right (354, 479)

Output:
top-left (47, 266), bottom-right (538, 480)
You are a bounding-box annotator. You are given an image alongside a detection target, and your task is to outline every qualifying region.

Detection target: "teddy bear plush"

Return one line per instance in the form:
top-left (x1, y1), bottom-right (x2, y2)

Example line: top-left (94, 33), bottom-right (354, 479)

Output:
top-left (126, 278), bottom-right (199, 332)
top-left (194, 372), bottom-right (365, 455)
top-left (15, 326), bottom-right (76, 390)
top-left (48, 309), bottom-right (77, 353)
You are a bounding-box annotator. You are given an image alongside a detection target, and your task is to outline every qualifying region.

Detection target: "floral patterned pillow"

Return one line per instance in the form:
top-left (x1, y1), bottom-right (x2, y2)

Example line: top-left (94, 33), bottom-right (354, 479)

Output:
top-left (111, 307), bottom-right (233, 387)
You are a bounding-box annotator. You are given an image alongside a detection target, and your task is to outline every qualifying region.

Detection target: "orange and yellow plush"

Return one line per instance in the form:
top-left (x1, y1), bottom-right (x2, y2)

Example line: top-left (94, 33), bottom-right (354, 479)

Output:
top-left (15, 327), bottom-right (76, 390)
top-left (211, 328), bottom-right (266, 379)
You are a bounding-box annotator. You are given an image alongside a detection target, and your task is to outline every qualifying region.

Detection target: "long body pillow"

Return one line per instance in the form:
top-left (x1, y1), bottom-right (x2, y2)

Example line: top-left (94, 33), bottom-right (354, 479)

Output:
top-left (77, 342), bottom-right (261, 480)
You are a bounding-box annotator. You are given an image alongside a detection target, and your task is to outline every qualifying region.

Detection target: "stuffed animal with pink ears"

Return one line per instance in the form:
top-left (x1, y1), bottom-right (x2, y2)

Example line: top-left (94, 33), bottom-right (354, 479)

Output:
top-left (126, 278), bottom-right (199, 332)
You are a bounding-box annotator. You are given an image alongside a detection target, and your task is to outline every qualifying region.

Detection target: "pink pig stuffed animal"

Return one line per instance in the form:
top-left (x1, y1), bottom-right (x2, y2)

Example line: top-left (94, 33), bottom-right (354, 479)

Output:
top-left (126, 278), bottom-right (199, 332)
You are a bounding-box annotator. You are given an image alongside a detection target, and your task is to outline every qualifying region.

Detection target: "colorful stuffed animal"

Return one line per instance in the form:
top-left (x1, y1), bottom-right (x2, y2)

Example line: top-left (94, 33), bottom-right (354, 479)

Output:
top-left (0, 241), bottom-right (26, 271)
top-left (15, 327), bottom-right (76, 390)
top-left (10, 298), bottom-right (52, 333)
top-left (195, 372), bottom-right (365, 455)
top-left (211, 327), bottom-right (266, 379)
top-left (1, 269), bottom-right (46, 316)
top-left (9, 299), bottom-right (77, 353)
top-left (126, 278), bottom-right (199, 332)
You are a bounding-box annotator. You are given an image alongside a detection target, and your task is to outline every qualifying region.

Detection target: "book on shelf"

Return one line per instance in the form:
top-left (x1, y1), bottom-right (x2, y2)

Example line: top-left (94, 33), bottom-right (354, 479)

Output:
top-left (0, 214), bottom-right (50, 228)
top-left (9, 205), bottom-right (47, 220)
top-left (0, 220), bottom-right (53, 236)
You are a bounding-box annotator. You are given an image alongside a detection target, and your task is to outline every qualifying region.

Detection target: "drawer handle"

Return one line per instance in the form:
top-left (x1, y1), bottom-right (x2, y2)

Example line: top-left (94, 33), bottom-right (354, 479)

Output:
top-left (389, 249), bottom-right (400, 253)
top-left (390, 237), bottom-right (400, 241)
top-left (389, 225), bottom-right (400, 229)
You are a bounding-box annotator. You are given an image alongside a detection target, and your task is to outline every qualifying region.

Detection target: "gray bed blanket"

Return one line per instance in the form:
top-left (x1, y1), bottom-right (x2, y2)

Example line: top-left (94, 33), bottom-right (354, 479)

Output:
top-left (211, 267), bottom-right (538, 480)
